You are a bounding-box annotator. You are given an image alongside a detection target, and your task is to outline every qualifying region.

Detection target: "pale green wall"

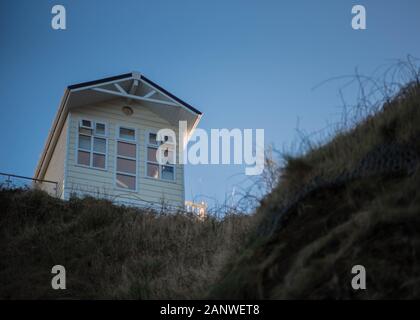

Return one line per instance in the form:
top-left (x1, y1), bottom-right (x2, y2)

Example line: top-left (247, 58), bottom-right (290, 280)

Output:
top-left (63, 99), bottom-right (185, 209)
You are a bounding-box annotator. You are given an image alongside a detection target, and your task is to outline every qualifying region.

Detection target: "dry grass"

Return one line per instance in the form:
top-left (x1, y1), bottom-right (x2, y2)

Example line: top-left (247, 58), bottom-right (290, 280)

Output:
top-left (0, 189), bottom-right (254, 299)
top-left (2, 62), bottom-right (420, 300)
top-left (277, 82), bottom-right (420, 195)
top-left (210, 82), bottom-right (420, 299)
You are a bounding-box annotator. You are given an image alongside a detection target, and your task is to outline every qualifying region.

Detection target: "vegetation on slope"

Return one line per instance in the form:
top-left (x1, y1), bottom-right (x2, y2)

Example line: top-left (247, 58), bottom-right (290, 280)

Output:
top-left (2, 62), bottom-right (420, 300)
top-left (210, 81), bottom-right (420, 299)
top-left (0, 190), bottom-right (253, 299)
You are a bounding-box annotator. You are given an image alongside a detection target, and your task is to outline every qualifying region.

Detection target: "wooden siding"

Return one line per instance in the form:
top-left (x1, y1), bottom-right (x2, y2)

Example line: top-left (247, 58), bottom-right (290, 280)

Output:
top-left (63, 99), bottom-right (185, 208)
top-left (43, 117), bottom-right (68, 198)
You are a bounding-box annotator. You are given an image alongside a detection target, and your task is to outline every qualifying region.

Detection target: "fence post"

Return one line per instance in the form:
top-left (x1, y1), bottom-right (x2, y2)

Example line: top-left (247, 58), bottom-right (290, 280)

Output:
top-left (0, 172), bottom-right (59, 197)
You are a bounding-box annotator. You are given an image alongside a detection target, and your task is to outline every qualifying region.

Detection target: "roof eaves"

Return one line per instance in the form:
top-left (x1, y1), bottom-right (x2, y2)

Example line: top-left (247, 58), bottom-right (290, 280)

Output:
top-left (140, 75), bottom-right (202, 115)
top-left (67, 72), bottom-right (133, 90)
top-left (67, 72), bottom-right (202, 115)
top-left (34, 88), bottom-right (71, 179)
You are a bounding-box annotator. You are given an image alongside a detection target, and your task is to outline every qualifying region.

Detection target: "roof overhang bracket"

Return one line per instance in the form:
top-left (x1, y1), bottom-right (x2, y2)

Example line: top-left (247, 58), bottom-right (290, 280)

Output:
top-left (90, 79), bottom-right (179, 107)
top-left (126, 79), bottom-right (139, 104)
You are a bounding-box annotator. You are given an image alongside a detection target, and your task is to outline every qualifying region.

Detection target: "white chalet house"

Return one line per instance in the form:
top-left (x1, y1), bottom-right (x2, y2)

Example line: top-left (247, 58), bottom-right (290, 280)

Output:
top-left (34, 72), bottom-right (202, 209)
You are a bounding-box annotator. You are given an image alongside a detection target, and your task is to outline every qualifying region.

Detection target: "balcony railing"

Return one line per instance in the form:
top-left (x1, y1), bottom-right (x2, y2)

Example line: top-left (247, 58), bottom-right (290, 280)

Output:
top-left (0, 172), bottom-right (59, 197)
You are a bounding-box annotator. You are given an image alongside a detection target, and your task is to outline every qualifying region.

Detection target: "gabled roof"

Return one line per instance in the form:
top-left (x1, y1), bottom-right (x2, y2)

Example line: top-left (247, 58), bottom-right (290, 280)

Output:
top-left (35, 72), bottom-right (202, 180)
top-left (67, 72), bottom-right (202, 115)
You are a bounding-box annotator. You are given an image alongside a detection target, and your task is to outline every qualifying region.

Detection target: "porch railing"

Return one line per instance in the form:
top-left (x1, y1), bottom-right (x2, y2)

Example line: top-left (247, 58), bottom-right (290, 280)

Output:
top-left (0, 172), bottom-right (59, 197)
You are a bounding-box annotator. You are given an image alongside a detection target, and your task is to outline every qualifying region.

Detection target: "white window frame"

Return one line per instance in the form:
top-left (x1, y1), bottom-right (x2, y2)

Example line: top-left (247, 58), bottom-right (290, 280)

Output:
top-left (115, 125), bottom-right (138, 192)
top-left (145, 130), bottom-right (176, 182)
top-left (80, 119), bottom-right (93, 130)
top-left (76, 118), bottom-right (108, 171)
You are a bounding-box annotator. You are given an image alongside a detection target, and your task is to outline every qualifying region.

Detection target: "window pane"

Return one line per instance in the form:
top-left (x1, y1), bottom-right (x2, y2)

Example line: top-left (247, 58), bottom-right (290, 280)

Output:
top-left (116, 174), bottom-right (136, 190)
top-left (147, 147), bottom-right (157, 162)
top-left (95, 123), bottom-right (105, 135)
top-left (162, 165), bottom-right (174, 180)
top-left (119, 127), bottom-right (135, 140)
top-left (149, 147), bottom-right (175, 164)
top-left (93, 137), bottom-right (106, 153)
top-left (117, 141), bottom-right (136, 158)
top-left (93, 153), bottom-right (105, 168)
top-left (117, 157), bottom-right (136, 174)
top-left (81, 120), bottom-right (92, 128)
top-left (162, 134), bottom-right (174, 143)
top-left (149, 133), bottom-right (157, 145)
top-left (164, 147), bottom-right (175, 164)
top-left (79, 127), bottom-right (92, 135)
top-left (147, 163), bottom-right (159, 179)
top-left (78, 150), bottom-right (90, 166)
top-left (78, 135), bottom-right (91, 150)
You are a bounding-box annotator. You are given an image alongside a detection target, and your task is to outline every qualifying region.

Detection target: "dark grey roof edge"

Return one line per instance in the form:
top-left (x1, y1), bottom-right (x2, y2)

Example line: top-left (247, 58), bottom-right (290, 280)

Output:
top-left (140, 75), bottom-right (202, 115)
top-left (67, 72), bottom-right (202, 115)
top-left (67, 73), bottom-right (133, 90)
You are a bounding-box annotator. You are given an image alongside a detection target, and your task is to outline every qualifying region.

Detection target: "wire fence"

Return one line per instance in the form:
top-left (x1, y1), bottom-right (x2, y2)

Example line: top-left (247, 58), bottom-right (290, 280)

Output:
top-left (0, 173), bottom-right (206, 217)
top-left (0, 172), bottom-right (215, 221)
top-left (0, 172), bottom-right (59, 197)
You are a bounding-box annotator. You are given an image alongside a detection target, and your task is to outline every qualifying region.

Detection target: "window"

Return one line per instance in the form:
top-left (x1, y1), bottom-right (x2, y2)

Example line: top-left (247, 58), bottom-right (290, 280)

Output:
top-left (119, 127), bottom-right (135, 141)
top-left (77, 120), bottom-right (107, 169)
top-left (161, 165), bottom-right (174, 180)
top-left (146, 132), bottom-right (175, 181)
top-left (81, 119), bottom-right (92, 128)
top-left (95, 123), bottom-right (105, 135)
top-left (116, 127), bottom-right (137, 190)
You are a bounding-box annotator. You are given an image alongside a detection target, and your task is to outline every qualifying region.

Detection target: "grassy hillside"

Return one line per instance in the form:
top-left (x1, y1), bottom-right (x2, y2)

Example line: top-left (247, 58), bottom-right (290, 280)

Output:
top-left (0, 190), bottom-right (253, 299)
top-left (210, 82), bottom-right (420, 299)
top-left (1, 77), bottom-right (420, 300)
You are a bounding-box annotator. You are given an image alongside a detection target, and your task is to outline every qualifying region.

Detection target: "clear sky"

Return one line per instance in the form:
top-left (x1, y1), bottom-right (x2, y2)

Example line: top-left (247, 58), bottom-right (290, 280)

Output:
top-left (1, 0), bottom-right (419, 207)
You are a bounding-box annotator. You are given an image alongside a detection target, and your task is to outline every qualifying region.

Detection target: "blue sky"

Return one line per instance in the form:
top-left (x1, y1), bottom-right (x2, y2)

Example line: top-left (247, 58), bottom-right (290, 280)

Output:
top-left (1, 0), bottom-right (420, 207)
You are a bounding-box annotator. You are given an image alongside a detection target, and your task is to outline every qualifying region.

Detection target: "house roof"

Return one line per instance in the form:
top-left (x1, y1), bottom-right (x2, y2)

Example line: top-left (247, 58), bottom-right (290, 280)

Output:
top-left (67, 72), bottom-right (202, 115)
top-left (34, 72), bottom-right (202, 180)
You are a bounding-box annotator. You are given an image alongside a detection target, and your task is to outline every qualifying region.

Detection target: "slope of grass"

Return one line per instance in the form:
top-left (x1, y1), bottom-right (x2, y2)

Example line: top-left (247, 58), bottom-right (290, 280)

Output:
top-left (210, 83), bottom-right (420, 299)
top-left (2, 80), bottom-right (420, 300)
top-left (0, 190), bottom-right (253, 299)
